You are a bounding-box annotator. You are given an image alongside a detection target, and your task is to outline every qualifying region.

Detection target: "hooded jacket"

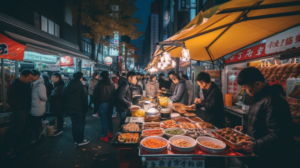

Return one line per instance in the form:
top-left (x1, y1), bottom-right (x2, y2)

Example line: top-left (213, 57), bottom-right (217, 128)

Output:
top-left (146, 81), bottom-right (159, 98)
top-left (7, 78), bottom-right (32, 112)
top-left (93, 78), bottom-right (115, 106)
top-left (116, 77), bottom-right (132, 112)
top-left (169, 79), bottom-right (188, 105)
top-left (30, 77), bottom-right (48, 116)
top-left (62, 79), bottom-right (88, 113)
top-left (196, 82), bottom-right (225, 128)
top-left (88, 77), bottom-right (98, 95)
top-left (49, 79), bottom-right (65, 113)
top-left (244, 84), bottom-right (296, 165)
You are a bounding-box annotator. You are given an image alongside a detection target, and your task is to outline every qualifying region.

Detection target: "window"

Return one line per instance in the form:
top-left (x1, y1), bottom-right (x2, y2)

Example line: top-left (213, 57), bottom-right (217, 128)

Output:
top-left (190, 8), bottom-right (196, 21)
top-left (82, 40), bottom-right (91, 54)
top-left (64, 7), bottom-right (72, 26)
top-left (37, 13), bottom-right (60, 37)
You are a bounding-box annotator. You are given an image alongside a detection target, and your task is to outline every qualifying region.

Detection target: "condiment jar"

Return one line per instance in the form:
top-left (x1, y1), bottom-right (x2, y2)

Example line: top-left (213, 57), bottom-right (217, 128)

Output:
top-left (160, 108), bottom-right (171, 120)
top-left (145, 108), bottom-right (160, 122)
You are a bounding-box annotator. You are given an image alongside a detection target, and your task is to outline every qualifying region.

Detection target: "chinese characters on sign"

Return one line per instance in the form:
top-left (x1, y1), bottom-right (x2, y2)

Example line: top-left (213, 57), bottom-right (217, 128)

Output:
top-left (227, 71), bottom-right (239, 95)
top-left (225, 44), bottom-right (266, 64)
top-left (146, 157), bottom-right (204, 168)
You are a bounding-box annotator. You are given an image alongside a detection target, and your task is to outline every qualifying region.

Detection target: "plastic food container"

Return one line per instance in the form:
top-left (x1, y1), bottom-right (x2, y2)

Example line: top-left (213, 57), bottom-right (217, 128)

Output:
top-left (145, 108), bottom-right (160, 122)
top-left (164, 128), bottom-right (186, 138)
top-left (169, 135), bottom-right (197, 152)
top-left (140, 136), bottom-right (168, 153)
top-left (196, 137), bottom-right (226, 154)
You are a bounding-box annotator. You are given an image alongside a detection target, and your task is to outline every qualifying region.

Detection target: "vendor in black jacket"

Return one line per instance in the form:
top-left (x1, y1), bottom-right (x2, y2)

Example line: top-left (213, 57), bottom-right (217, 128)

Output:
top-left (49, 73), bottom-right (65, 136)
top-left (116, 71), bottom-right (136, 127)
top-left (191, 72), bottom-right (225, 128)
top-left (235, 67), bottom-right (297, 168)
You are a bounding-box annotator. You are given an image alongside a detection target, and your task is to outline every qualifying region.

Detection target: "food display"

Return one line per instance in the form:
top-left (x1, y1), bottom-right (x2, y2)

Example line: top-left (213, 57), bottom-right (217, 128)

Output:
top-left (185, 106), bottom-right (196, 112)
top-left (199, 141), bottom-right (222, 149)
top-left (142, 129), bottom-right (164, 137)
top-left (174, 117), bottom-right (191, 123)
top-left (118, 133), bottom-right (139, 143)
top-left (164, 128), bottom-right (185, 135)
top-left (183, 112), bottom-right (196, 117)
top-left (188, 117), bottom-right (203, 123)
top-left (158, 96), bottom-right (168, 107)
top-left (186, 129), bottom-right (215, 139)
top-left (215, 127), bottom-right (253, 143)
top-left (123, 123), bottom-right (140, 132)
top-left (142, 138), bottom-right (167, 148)
top-left (180, 122), bottom-right (199, 129)
top-left (131, 109), bottom-right (146, 117)
top-left (173, 103), bottom-right (185, 107)
top-left (161, 120), bottom-right (180, 128)
top-left (143, 122), bottom-right (160, 129)
top-left (173, 105), bottom-right (186, 114)
top-left (171, 139), bottom-right (192, 147)
top-left (199, 122), bottom-right (215, 129)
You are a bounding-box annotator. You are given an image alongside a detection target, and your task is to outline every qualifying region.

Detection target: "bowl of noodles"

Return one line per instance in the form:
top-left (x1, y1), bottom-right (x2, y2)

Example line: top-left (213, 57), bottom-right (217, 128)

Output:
top-left (169, 135), bottom-right (197, 152)
top-left (196, 137), bottom-right (226, 154)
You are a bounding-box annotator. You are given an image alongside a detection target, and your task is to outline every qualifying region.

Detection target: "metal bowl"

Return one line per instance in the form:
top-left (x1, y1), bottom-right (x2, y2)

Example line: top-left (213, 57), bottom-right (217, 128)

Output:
top-left (196, 137), bottom-right (226, 154)
top-left (140, 136), bottom-right (168, 153)
top-left (169, 135), bottom-right (197, 152)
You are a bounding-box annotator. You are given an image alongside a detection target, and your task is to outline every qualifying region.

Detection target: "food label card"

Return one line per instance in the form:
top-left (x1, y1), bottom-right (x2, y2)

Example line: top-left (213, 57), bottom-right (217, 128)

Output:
top-left (145, 157), bottom-right (205, 168)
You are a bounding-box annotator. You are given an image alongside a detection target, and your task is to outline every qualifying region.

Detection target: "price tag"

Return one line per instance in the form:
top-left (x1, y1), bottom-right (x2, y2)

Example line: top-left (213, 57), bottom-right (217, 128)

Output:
top-left (145, 157), bottom-right (205, 168)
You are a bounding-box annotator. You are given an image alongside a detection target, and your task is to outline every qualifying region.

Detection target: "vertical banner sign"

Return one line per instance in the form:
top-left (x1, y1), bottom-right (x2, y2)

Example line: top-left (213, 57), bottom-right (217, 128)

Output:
top-left (150, 2), bottom-right (159, 59)
top-left (0, 33), bottom-right (25, 61)
top-left (163, 0), bottom-right (170, 41)
top-left (60, 56), bottom-right (74, 67)
top-left (265, 25), bottom-right (300, 54)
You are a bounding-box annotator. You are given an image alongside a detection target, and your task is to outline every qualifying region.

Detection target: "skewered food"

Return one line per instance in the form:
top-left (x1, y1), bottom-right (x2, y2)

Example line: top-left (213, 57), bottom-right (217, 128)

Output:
top-left (165, 128), bottom-right (185, 135)
top-left (188, 117), bottom-right (203, 123)
top-left (142, 138), bottom-right (167, 148)
top-left (174, 117), bottom-right (191, 123)
top-left (216, 127), bottom-right (253, 143)
top-left (123, 123), bottom-right (140, 132)
top-left (200, 141), bottom-right (222, 149)
top-left (118, 133), bottom-right (139, 143)
top-left (199, 122), bottom-right (214, 129)
top-left (172, 139), bottom-right (192, 147)
top-left (180, 122), bottom-right (199, 129)
top-left (142, 129), bottom-right (163, 136)
top-left (144, 122), bottom-right (160, 129)
top-left (161, 120), bottom-right (180, 128)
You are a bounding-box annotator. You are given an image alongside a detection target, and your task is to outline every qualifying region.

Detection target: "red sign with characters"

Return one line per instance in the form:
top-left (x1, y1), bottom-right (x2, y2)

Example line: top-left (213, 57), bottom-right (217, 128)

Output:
top-left (225, 43), bottom-right (266, 64)
top-left (60, 56), bottom-right (74, 67)
top-left (0, 33), bottom-right (25, 61)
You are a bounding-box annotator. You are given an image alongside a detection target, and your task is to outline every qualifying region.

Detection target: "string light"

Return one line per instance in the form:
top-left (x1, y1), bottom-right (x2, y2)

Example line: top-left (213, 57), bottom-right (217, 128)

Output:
top-left (172, 60), bottom-right (176, 68)
top-left (181, 47), bottom-right (190, 62)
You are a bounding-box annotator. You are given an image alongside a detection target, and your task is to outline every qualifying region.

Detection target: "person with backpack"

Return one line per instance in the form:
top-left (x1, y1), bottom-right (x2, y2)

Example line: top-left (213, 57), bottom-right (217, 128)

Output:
top-left (93, 71), bottom-right (116, 142)
top-left (116, 71), bottom-right (136, 127)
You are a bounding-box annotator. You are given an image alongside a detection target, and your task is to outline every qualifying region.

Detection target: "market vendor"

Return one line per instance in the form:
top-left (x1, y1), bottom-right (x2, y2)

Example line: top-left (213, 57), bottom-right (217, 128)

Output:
top-left (145, 74), bottom-right (159, 98)
top-left (191, 72), bottom-right (225, 128)
top-left (235, 67), bottom-right (297, 168)
top-left (169, 74), bottom-right (188, 105)
top-left (131, 76), bottom-right (143, 105)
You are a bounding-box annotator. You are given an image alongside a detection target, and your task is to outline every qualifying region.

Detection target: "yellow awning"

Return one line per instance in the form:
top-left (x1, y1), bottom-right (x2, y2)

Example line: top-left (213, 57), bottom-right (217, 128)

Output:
top-left (154, 0), bottom-right (300, 61)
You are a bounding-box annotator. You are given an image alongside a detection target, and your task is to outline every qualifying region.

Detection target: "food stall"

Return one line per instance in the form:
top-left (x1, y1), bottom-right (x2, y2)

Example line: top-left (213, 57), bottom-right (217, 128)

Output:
top-left (111, 95), bottom-right (257, 168)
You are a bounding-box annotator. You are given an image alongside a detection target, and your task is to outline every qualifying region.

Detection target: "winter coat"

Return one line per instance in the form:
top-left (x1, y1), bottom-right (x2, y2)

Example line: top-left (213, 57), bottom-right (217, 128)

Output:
top-left (132, 84), bottom-right (143, 105)
top-left (116, 77), bottom-right (133, 112)
top-left (62, 79), bottom-right (88, 113)
top-left (44, 82), bottom-right (53, 99)
top-left (30, 77), bottom-right (48, 116)
top-left (88, 78), bottom-right (98, 95)
top-left (185, 80), bottom-right (193, 105)
top-left (7, 78), bottom-right (32, 112)
top-left (196, 82), bottom-right (225, 128)
top-left (169, 79), bottom-right (188, 105)
top-left (243, 84), bottom-right (296, 166)
top-left (169, 82), bottom-right (176, 94)
top-left (93, 78), bottom-right (115, 106)
top-left (49, 79), bottom-right (65, 113)
top-left (142, 78), bottom-right (147, 90)
top-left (158, 78), bottom-right (165, 89)
top-left (146, 81), bottom-right (159, 98)
top-left (137, 79), bottom-right (143, 90)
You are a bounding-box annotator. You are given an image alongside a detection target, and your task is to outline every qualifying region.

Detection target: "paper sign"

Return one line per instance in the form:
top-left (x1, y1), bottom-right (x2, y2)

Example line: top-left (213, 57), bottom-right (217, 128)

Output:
top-left (145, 157), bottom-right (205, 168)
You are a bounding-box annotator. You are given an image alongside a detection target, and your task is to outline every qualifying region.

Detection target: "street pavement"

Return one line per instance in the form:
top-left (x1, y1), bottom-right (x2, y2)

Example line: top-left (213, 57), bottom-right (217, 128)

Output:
top-left (1, 110), bottom-right (120, 168)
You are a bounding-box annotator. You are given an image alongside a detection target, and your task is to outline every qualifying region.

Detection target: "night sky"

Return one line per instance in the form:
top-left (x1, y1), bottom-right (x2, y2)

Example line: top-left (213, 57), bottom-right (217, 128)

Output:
top-left (132, 0), bottom-right (155, 57)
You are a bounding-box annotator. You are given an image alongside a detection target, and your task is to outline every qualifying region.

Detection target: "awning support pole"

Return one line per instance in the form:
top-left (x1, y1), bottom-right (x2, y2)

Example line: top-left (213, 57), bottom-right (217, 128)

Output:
top-left (1, 59), bottom-right (6, 112)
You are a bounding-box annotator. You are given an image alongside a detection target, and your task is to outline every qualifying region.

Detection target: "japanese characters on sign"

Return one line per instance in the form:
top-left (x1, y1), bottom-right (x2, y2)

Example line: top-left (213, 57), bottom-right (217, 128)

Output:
top-left (225, 44), bottom-right (266, 64)
top-left (265, 26), bottom-right (300, 54)
top-left (146, 157), bottom-right (204, 168)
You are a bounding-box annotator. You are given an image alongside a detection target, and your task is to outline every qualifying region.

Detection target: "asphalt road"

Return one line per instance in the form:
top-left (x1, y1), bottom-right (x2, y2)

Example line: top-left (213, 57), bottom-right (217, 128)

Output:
top-left (1, 110), bottom-right (121, 168)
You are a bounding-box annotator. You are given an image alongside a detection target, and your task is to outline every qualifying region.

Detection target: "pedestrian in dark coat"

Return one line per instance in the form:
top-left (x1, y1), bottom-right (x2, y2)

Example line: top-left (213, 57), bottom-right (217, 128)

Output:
top-left (235, 67), bottom-right (298, 168)
top-left (62, 72), bottom-right (89, 146)
top-left (158, 73), bottom-right (165, 89)
top-left (191, 72), bottom-right (225, 128)
top-left (116, 71), bottom-right (136, 127)
top-left (50, 73), bottom-right (65, 136)
top-left (169, 74), bottom-right (189, 105)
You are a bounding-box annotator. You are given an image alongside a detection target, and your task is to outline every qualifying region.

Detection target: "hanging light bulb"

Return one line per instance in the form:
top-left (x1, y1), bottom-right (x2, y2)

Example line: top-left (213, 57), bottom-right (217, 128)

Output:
top-left (163, 52), bottom-right (171, 63)
top-left (158, 62), bottom-right (161, 69)
top-left (181, 47), bottom-right (190, 62)
top-left (172, 60), bottom-right (176, 68)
